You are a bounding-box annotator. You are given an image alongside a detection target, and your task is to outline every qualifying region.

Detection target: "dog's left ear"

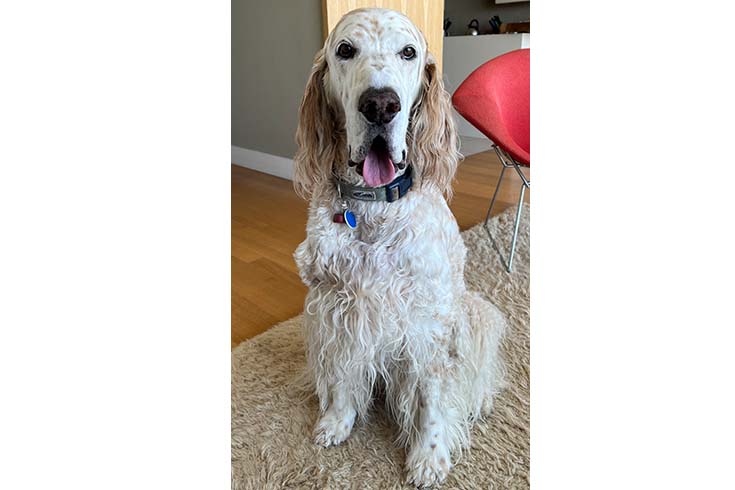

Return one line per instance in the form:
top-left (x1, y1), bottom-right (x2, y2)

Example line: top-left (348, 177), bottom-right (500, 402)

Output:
top-left (408, 54), bottom-right (461, 200)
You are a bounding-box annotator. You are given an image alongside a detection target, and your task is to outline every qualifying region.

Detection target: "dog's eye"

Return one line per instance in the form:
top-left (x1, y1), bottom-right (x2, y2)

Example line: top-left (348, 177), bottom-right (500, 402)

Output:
top-left (401, 46), bottom-right (416, 60)
top-left (336, 42), bottom-right (355, 59)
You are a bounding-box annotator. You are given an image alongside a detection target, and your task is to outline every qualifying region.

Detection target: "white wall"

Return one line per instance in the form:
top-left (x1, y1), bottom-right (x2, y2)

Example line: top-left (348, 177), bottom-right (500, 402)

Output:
top-left (232, 0), bottom-right (323, 160)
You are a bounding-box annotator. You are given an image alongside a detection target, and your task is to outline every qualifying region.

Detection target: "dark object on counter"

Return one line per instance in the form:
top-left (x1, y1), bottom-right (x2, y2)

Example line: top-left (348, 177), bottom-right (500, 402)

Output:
top-left (500, 21), bottom-right (530, 34)
top-left (444, 18), bottom-right (451, 37)
top-left (466, 19), bottom-right (479, 36)
top-left (488, 16), bottom-right (502, 34)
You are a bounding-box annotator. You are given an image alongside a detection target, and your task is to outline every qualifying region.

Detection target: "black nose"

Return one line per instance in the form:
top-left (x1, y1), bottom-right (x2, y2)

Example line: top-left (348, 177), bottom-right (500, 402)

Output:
top-left (358, 88), bottom-right (401, 125)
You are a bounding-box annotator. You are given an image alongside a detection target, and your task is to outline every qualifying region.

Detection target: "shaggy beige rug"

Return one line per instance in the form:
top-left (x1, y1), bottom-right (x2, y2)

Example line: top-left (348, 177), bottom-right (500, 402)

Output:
top-left (232, 206), bottom-right (529, 489)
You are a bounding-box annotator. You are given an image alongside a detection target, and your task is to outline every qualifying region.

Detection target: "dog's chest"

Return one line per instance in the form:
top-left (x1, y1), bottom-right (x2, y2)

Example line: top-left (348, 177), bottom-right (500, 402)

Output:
top-left (322, 215), bottom-right (453, 313)
top-left (326, 242), bottom-right (450, 324)
top-left (296, 189), bottom-right (462, 322)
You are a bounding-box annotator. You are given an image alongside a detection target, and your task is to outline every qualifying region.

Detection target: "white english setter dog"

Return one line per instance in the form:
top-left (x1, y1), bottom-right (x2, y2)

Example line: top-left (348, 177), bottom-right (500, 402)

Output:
top-left (293, 8), bottom-right (506, 487)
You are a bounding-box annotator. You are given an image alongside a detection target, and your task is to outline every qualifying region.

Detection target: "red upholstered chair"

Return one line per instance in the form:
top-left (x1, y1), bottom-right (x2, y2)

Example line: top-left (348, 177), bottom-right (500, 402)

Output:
top-left (452, 49), bottom-right (530, 272)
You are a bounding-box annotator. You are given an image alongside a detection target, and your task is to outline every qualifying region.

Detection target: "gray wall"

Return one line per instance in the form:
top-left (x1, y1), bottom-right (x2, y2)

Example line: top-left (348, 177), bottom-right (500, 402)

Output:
top-left (444, 0), bottom-right (529, 36)
top-left (232, 0), bottom-right (323, 158)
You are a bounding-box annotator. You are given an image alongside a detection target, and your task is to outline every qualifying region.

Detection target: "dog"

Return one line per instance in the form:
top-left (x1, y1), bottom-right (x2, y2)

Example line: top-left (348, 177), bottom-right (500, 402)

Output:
top-left (293, 8), bottom-right (507, 487)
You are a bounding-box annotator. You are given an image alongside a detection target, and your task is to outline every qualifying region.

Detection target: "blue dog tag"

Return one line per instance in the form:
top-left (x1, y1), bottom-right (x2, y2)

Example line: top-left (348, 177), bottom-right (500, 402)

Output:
top-left (344, 210), bottom-right (357, 229)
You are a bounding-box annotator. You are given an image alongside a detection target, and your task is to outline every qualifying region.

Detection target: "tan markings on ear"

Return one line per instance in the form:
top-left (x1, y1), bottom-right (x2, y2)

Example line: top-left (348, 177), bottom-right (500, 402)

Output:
top-left (407, 54), bottom-right (461, 200)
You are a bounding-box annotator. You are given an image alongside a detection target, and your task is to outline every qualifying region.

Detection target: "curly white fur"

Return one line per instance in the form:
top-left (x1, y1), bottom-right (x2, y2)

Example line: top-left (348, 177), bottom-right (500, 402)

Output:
top-left (293, 8), bottom-right (507, 488)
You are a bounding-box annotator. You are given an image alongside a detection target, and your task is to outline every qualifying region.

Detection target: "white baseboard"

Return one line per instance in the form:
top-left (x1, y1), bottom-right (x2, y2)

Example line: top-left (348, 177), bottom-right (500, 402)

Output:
top-left (231, 145), bottom-right (294, 181)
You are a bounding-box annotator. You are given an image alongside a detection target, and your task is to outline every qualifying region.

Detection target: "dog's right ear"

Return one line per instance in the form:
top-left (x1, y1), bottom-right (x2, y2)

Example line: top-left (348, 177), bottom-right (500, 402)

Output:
top-left (293, 49), bottom-right (336, 200)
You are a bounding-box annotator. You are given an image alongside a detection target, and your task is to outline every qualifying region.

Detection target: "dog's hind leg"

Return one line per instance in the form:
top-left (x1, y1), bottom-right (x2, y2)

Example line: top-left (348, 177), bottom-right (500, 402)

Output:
top-left (464, 291), bottom-right (507, 417)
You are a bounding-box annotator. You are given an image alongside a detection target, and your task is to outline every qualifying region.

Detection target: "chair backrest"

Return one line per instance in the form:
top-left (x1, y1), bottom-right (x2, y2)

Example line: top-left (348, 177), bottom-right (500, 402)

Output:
top-left (452, 49), bottom-right (530, 164)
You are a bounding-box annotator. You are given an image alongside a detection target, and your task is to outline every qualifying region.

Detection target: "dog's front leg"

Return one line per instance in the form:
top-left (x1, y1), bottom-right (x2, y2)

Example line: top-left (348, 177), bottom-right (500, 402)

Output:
top-left (313, 384), bottom-right (357, 447)
top-left (405, 373), bottom-right (453, 488)
top-left (303, 287), bottom-right (367, 448)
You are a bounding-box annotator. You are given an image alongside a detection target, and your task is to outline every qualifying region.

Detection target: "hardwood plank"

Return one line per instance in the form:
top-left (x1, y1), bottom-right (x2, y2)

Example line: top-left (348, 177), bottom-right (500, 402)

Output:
top-left (231, 255), bottom-right (308, 344)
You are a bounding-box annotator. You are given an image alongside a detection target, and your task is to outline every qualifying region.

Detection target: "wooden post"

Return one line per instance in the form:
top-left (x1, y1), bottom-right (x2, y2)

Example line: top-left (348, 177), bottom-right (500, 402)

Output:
top-left (321, 0), bottom-right (445, 70)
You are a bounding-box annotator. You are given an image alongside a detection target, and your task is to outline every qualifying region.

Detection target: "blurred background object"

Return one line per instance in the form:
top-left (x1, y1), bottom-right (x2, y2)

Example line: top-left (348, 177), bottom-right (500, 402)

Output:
top-left (444, 0), bottom-right (529, 36)
top-left (467, 19), bottom-right (480, 35)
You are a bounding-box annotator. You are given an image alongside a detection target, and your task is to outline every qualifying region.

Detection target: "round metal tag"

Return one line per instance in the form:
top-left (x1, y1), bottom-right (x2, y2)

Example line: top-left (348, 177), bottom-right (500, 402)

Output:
top-left (344, 210), bottom-right (357, 229)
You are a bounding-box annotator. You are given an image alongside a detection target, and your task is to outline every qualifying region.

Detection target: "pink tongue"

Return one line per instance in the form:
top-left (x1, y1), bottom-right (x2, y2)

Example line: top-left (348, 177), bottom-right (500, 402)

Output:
top-left (363, 145), bottom-right (395, 187)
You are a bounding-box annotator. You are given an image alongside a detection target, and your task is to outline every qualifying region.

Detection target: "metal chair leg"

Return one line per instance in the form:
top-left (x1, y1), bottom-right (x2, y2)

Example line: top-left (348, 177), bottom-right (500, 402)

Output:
top-left (507, 181), bottom-right (526, 272)
top-left (484, 161), bottom-right (507, 227)
top-left (484, 145), bottom-right (530, 273)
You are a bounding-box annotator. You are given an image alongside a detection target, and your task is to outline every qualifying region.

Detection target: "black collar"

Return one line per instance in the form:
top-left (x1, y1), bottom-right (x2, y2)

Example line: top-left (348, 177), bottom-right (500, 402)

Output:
top-left (336, 166), bottom-right (413, 203)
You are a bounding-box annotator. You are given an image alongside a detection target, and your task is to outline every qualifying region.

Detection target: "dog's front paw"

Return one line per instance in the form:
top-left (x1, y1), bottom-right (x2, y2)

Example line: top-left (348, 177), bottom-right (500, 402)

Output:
top-left (313, 409), bottom-right (355, 447)
top-left (405, 442), bottom-right (452, 488)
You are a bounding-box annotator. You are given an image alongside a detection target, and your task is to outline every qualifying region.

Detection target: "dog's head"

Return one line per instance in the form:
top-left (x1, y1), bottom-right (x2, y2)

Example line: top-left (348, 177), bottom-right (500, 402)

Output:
top-left (294, 8), bottom-right (459, 199)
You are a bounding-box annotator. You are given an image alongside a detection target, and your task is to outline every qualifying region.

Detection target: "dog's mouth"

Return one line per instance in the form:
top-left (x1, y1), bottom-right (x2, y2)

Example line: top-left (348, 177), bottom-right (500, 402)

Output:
top-left (349, 136), bottom-right (406, 187)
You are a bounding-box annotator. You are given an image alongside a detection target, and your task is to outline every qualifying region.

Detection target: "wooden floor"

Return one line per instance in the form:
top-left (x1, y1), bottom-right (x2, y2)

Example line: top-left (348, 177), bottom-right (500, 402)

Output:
top-left (231, 150), bottom-right (530, 348)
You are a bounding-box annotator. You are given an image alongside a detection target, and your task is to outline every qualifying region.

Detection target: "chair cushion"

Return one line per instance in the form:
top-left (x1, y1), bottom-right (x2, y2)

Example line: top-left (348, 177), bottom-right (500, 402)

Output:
top-left (452, 49), bottom-right (530, 165)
